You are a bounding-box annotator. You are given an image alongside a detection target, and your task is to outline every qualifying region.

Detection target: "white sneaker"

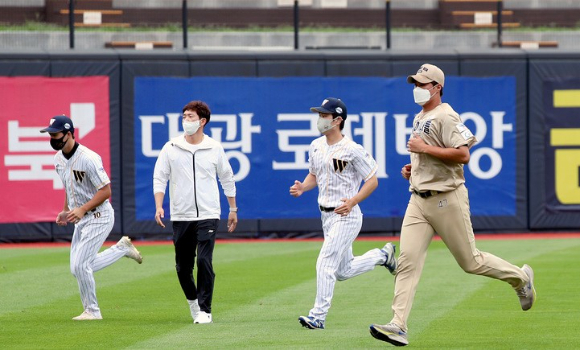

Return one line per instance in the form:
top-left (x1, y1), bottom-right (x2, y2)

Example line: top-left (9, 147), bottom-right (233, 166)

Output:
top-left (194, 311), bottom-right (213, 324)
top-left (381, 242), bottom-right (398, 275)
top-left (116, 236), bottom-right (143, 264)
top-left (516, 264), bottom-right (536, 311)
top-left (72, 310), bottom-right (102, 321)
top-left (188, 299), bottom-right (200, 321)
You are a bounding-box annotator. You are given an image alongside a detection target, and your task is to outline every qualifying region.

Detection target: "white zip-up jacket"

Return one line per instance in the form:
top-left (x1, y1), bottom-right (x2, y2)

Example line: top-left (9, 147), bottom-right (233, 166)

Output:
top-left (153, 134), bottom-right (236, 221)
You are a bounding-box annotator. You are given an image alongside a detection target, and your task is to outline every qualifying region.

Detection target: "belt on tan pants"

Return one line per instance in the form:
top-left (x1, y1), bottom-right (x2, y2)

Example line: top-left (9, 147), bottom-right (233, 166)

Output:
top-left (413, 190), bottom-right (442, 198)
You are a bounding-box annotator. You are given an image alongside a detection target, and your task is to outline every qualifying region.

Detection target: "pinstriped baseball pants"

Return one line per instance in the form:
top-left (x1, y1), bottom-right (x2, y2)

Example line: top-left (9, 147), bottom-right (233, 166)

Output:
top-left (309, 206), bottom-right (387, 321)
top-left (70, 209), bottom-right (126, 315)
top-left (391, 184), bottom-right (528, 331)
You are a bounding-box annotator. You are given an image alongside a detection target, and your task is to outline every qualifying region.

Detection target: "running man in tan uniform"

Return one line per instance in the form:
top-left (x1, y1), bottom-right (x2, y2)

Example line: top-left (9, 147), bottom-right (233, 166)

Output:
top-left (369, 64), bottom-right (536, 346)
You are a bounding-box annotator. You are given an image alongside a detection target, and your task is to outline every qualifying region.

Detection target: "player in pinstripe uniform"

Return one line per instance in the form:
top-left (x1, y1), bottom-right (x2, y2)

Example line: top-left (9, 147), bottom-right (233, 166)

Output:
top-left (41, 115), bottom-right (143, 321)
top-left (369, 64), bottom-right (536, 346)
top-left (290, 98), bottom-right (398, 330)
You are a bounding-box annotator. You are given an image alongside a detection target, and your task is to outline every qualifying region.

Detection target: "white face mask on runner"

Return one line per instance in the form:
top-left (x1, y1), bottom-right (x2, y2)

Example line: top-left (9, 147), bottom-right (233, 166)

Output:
top-left (183, 120), bottom-right (201, 135)
top-left (413, 85), bottom-right (437, 106)
top-left (317, 117), bottom-right (336, 134)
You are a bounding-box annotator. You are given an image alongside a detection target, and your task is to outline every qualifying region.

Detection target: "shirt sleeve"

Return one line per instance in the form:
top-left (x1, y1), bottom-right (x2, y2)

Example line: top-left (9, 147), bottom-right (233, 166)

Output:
top-left (216, 145), bottom-right (236, 198)
top-left (351, 143), bottom-right (378, 181)
top-left (308, 141), bottom-right (316, 175)
top-left (442, 114), bottom-right (477, 149)
top-left (153, 143), bottom-right (170, 194)
top-left (87, 154), bottom-right (110, 190)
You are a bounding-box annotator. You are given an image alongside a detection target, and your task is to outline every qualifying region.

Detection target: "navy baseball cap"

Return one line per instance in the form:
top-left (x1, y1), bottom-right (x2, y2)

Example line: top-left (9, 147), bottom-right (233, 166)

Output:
top-left (40, 115), bottom-right (74, 134)
top-left (310, 97), bottom-right (347, 120)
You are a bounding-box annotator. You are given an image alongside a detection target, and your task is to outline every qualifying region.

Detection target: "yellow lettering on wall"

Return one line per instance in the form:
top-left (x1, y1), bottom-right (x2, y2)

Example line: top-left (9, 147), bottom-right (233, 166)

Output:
top-left (553, 90), bottom-right (580, 108)
top-left (551, 128), bottom-right (580, 205)
top-left (555, 149), bottom-right (580, 204)
top-left (550, 129), bottom-right (580, 146)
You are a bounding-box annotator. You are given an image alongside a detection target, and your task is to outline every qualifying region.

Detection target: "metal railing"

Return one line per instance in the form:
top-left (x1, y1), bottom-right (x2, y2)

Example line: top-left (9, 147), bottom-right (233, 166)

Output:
top-left (62, 0), bottom-right (397, 50)
top-left (0, 1), bottom-right (575, 51)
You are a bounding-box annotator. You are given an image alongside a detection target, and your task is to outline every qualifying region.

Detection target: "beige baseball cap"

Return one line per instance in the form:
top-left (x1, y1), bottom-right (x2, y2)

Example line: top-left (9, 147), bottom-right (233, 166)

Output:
top-left (407, 63), bottom-right (445, 87)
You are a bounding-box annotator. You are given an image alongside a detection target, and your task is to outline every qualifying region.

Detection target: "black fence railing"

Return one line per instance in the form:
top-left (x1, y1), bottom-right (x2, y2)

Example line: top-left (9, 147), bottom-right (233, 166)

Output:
top-left (62, 0), bottom-right (505, 51)
top-left (0, 1), bottom-right (574, 51)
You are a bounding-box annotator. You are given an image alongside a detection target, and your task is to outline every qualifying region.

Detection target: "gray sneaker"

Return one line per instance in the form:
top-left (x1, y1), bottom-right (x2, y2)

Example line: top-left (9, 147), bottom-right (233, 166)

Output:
top-left (370, 323), bottom-right (408, 346)
top-left (117, 236), bottom-right (143, 264)
top-left (381, 243), bottom-right (397, 275)
top-left (516, 264), bottom-right (536, 311)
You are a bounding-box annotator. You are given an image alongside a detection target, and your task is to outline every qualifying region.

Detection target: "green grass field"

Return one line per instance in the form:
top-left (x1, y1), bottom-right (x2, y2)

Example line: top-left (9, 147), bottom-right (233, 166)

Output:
top-left (1, 237), bottom-right (579, 349)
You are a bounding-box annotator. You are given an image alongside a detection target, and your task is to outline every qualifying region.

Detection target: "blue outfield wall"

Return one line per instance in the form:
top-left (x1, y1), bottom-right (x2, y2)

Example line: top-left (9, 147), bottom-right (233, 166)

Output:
top-left (0, 49), bottom-right (579, 241)
top-left (528, 51), bottom-right (580, 230)
top-left (132, 76), bottom-right (516, 221)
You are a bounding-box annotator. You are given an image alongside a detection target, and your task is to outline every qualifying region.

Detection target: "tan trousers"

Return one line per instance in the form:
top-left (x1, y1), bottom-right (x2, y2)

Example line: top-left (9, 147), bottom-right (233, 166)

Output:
top-left (391, 184), bottom-right (528, 331)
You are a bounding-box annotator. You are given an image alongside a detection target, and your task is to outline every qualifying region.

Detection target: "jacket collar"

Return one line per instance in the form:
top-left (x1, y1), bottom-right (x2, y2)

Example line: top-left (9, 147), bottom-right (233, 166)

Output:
top-left (172, 133), bottom-right (213, 152)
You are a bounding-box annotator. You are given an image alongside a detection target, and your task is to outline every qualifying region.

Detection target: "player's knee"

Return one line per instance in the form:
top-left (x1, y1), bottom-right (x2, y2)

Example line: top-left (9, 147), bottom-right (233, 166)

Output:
top-left (336, 273), bottom-right (348, 281)
top-left (196, 256), bottom-right (211, 269)
top-left (70, 263), bottom-right (87, 277)
top-left (395, 255), bottom-right (414, 273)
top-left (175, 263), bottom-right (193, 275)
top-left (459, 261), bottom-right (480, 274)
top-left (318, 265), bottom-right (338, 279)
top-left (458, 254), bottom-right (484, 274)
top-left (462, 265), bottom-right (479, 274)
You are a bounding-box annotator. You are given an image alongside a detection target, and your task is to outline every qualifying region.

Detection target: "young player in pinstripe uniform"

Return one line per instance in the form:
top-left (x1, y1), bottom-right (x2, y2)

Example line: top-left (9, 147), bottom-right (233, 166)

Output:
top-left (41, 115), bottom-right (143, 321)
top-left (370, 64), bottom-right (536, 346)
top-left (290, 98), bottom-right (398, 330)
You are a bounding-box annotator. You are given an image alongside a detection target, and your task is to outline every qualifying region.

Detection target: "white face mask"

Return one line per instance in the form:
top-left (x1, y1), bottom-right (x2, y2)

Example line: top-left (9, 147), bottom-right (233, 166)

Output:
top-left (413, 85), bottom-right (437, 106)
top-left (183, 120), bottom-right (201, 135)
top-left (317, 117), bottom-right (336, 134)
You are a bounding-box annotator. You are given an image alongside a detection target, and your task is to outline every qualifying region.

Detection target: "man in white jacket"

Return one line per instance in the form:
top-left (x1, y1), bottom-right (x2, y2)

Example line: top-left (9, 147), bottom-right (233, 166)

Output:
top-left (153, 100), bottom-right (238, 325)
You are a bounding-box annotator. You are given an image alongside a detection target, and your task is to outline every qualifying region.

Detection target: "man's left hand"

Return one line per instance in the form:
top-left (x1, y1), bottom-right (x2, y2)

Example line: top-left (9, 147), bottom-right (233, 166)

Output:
top-left (66, 208), bottom-right (87, 223)
top-left (335, 198), bottom-right (355, 217)
top-left (227, 212), bottom-right (238, 233)
top-left (407, 134), bottom-right (428, 154)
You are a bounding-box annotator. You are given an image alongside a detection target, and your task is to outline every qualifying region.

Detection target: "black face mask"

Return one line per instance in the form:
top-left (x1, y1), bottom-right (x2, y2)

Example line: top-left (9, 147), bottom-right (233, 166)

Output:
top-left (50, 134), bottom-right (68, 150)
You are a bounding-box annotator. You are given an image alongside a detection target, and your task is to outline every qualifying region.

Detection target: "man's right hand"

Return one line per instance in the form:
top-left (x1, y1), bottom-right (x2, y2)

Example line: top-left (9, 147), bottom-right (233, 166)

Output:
top-left (401, 164), bottom-right (412, 180)
top-left (155, 207), bottom-right (166, 228)
top-left (56, 211), bottom-right (69, 226)
top-left (289, 180), bottom-right (304, 197)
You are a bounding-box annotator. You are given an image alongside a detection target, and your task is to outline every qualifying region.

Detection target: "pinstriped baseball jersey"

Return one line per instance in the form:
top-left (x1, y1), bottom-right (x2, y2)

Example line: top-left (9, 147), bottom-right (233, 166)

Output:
top-left (303, 135), bottom-right (389, 323)
top-left (52, 142), bottom-right (129, 317)
top-left (309, 136), bottom-right (378, 208)
top-left (54, 144), bottom-right (112, 211)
